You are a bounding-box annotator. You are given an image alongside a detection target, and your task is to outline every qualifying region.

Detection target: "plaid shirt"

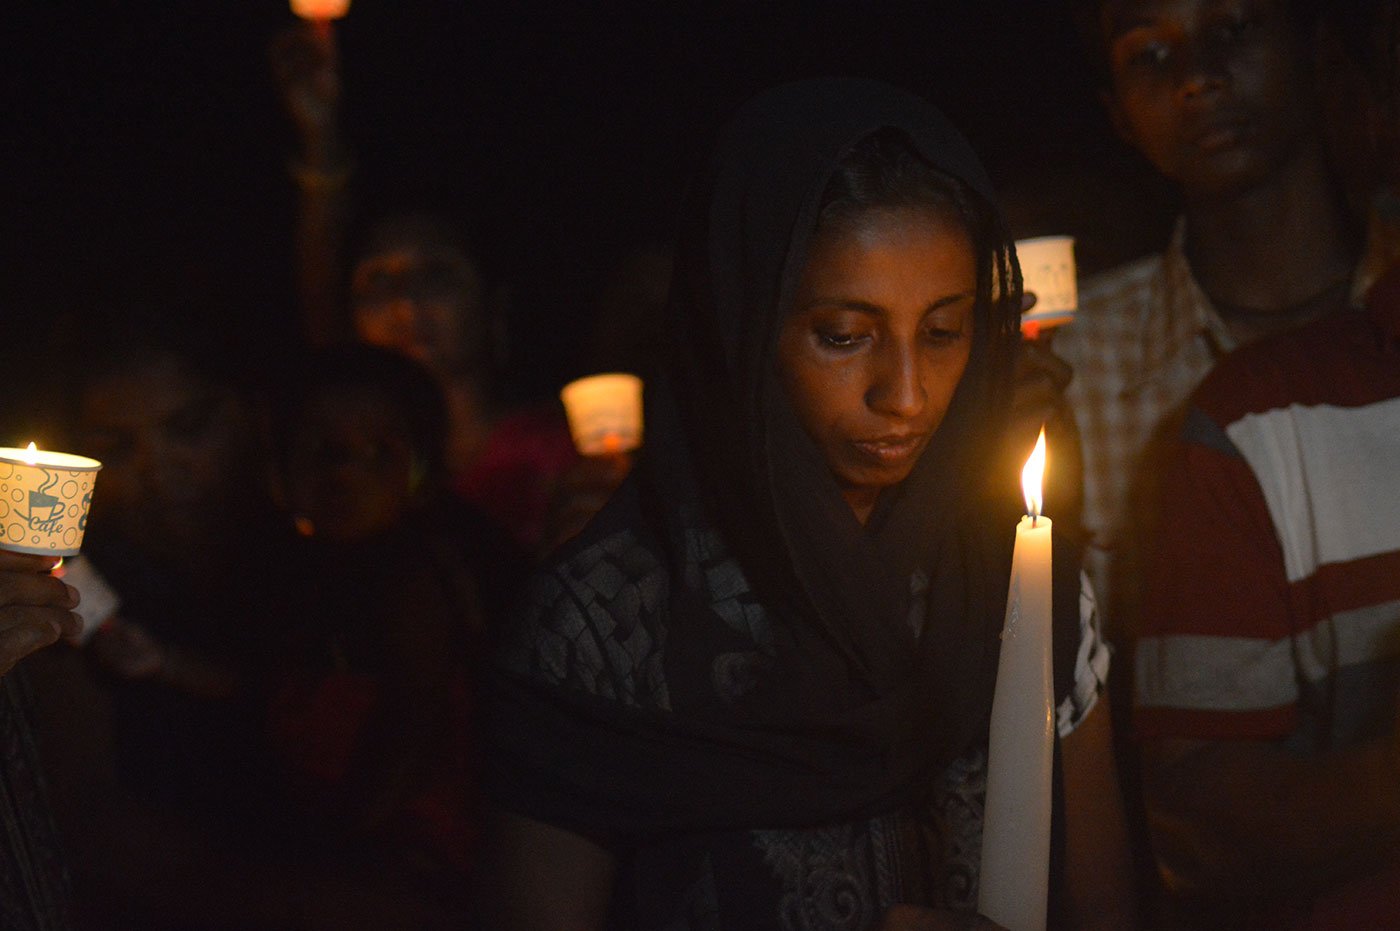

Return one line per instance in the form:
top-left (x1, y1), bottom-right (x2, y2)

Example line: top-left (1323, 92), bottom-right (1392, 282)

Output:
top-left (1053, 219), bottom-right (1236, 645)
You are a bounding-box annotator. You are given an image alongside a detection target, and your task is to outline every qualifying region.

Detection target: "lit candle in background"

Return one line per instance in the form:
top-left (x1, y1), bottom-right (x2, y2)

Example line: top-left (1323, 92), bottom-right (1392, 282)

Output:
top-left (290, 0), bottom-right (351, 22)
top-left (0, 443), bottom-right (102, 557)
top-left (560, 373), bottom-right (644, 457)
top-left (979, 426), bottom-right (1053, 931)
top-left (1016, 235), bottom-right (1077, 340)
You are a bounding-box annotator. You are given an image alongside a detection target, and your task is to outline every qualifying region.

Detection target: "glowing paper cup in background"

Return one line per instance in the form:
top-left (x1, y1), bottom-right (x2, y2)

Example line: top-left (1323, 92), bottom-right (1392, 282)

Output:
top-left (560, 374), bottom-right (643, 456)
top-left (1016, 235), bottom-right (1077, 335)
top-left (0, 445), bottom-right (102, 556)
top-left (290, 0), bottom-right (350, 20)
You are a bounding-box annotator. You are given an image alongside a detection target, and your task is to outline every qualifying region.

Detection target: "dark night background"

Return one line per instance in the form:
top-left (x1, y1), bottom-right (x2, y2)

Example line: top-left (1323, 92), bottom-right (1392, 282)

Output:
top-left (4, 1), bottom-right (1175, 413)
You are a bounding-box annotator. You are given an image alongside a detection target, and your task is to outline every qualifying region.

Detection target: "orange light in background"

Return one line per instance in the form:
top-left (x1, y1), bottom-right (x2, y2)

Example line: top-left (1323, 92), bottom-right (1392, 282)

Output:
top-left (290, 0), bottom-right (350, 21)
top-left (560, 373), bottom-right (644, 457)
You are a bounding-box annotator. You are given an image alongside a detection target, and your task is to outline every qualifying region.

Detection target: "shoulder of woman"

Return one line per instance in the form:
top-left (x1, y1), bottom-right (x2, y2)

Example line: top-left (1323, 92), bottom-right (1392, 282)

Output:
top-left (496, 504), bottom-right (674, 709)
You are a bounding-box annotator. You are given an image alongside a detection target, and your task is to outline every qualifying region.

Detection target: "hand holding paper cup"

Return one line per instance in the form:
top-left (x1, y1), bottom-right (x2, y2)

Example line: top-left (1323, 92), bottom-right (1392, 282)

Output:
top-left (0, 444), bottom-right (102, 557)
top-left (0, 443), bottom-right (99, 674)
top-left (1016, 235), bottom-right (1077, 338)
top-left (560, 374), bottom-right (643, 457)
top-left (52, 555), bottom-right (121, 645)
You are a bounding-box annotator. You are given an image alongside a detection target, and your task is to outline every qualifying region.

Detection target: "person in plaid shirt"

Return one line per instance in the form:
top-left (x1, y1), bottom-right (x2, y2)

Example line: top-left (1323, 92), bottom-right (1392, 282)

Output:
top-left (1133, 1), bottom-right (1400, 924)
top-left (1050, 7), bottom-right (1360, 912)
top-left (1054, 0), bottom-right (1359, 659)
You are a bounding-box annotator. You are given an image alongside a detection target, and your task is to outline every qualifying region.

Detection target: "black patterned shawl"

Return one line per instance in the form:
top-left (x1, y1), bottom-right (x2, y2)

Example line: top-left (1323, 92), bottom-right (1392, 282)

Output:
top-left (0, 671), bottom-right (72, 931)
top-left (486, 78), bottom-right (1081, 842)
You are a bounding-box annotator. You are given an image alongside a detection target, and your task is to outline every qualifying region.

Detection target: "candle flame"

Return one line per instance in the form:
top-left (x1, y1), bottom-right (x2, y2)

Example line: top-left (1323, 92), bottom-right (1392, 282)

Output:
top-left (1021, 426), bottom-right (1046, 520)
top-left (23, 442), bottom-right (37, 466)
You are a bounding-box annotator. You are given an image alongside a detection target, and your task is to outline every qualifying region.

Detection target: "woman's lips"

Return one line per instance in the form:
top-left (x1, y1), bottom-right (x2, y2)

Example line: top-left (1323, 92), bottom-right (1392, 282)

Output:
top-left (1189, 118), bottom-right (1250, 155)
top-left (852, 434), bottom-right (925, 465)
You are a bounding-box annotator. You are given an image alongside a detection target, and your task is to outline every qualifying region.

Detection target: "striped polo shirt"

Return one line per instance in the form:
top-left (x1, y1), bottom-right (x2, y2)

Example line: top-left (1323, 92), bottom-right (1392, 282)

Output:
top-left (1135, 269), bottom-right (1400, 751)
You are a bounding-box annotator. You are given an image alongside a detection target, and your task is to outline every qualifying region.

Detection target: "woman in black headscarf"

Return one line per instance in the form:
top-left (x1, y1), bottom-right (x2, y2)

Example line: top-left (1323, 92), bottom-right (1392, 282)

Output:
top-left (481, 78), bottom-right (1134, 930)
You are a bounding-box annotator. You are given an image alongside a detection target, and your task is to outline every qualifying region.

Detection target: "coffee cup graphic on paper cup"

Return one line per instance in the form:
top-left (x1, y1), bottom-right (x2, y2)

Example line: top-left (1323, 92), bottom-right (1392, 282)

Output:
top-left (1016, 235), bottom-right (1077, 333)
top-left (0, 444), bottom-right (102, 556)
top-left (560, 373), bottom-right (643, 456)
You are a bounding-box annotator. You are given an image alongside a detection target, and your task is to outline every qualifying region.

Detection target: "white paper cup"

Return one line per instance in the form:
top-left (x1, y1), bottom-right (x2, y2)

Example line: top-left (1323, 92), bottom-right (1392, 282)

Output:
top-left (0, 447), bottom-right (102, 556)
top-left (1016, 235), bottom-right (1078, 331)
top-left (560, 374), bottom-right (643, 456)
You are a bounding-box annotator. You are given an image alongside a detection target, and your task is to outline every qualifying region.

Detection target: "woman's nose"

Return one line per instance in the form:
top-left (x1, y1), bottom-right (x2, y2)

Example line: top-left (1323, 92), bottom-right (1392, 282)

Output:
top-left (866, 343), bottom-right (926, 418)
top-left (1176, 38), bottom-right (1230, 102)
top-left (384, 297), bottom-right (421, 332)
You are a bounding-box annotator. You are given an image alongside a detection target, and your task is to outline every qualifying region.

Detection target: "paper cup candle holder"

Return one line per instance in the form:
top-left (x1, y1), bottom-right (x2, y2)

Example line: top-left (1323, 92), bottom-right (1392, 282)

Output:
top-left (0, 444), bottom-right (102, 556)
top-left (1016, 235), bottom-right (1078, 335)
top-left (560, 373), bottom-right (644, 456)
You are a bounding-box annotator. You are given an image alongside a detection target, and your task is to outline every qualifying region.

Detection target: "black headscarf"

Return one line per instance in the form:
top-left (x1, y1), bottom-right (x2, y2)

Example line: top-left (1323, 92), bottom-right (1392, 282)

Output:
top-left (487, 78), bottom-right (1076, 840)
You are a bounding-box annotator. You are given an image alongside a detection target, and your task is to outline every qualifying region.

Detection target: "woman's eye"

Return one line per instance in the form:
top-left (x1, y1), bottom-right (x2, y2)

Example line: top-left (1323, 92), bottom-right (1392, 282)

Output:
top-left (924, 326), bottom-right (964, 345)
top-left (1113, 30), bottom-right (1173, 72)
top-left (816, 330), bottom-right (865, 350)
top-left (1128, 42), bottom-right (1171, 69)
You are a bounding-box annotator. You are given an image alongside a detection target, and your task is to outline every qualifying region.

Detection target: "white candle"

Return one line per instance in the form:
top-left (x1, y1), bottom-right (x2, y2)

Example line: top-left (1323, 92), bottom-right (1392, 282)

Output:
top-left (978, 427), bottom-right (1053, 931)
top-left (0, 443), bottom-right (103, 556)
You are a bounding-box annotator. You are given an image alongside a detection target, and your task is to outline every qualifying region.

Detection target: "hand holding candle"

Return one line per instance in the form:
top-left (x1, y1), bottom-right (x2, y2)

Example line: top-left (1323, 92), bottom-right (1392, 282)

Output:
top-left (979, 427), bottom-right (1053, 931)
top-left (0, 442), bottom-right (98, 675)
top-left (0, 549), bottom-right (81, 677)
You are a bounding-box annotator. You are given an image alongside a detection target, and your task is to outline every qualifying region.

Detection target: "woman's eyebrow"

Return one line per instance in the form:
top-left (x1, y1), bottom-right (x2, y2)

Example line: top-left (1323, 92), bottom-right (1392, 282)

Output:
top-left (799, 298), bottom-right (883, 315)
top-left (802, 291), bottom-right (974, 314)
top-left (927, 291), bottom-right (975, 311)
top-left (1106, 14), bottom-right (1157, 41)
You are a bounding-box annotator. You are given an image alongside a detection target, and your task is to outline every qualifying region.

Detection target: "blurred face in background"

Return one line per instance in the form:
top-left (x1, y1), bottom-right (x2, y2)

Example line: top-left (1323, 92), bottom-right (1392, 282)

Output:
top-left (1101, 0), bottom-right (1319, 200)
top-left (76, 354), bottom-right (252, 557)
top-left (281, 385), bottom-right (420, 546)
top-left (351, 235), bottom-right (486, 384)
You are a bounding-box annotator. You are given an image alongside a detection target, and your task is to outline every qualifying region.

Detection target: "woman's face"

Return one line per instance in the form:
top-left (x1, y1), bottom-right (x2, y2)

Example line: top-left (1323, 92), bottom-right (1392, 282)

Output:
top-left (777, 206), bottom-right (976, 524)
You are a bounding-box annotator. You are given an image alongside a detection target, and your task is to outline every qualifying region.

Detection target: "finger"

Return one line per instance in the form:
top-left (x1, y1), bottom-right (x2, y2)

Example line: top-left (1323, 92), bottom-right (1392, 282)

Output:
top-left (0, 570), bottom-right (78, 610)
top-left (1020, 291), bottom-right (1038, 314)
top-left (0, 551), bottom-right (61, 573)
top-left (0, 616), bottom-right (63, 676)
top-left (56, 610), bottom-right (83, 641)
